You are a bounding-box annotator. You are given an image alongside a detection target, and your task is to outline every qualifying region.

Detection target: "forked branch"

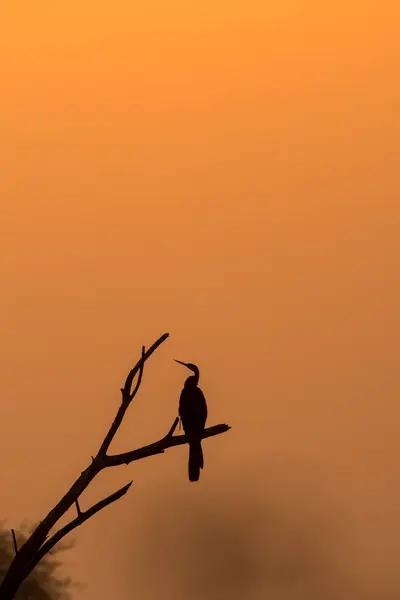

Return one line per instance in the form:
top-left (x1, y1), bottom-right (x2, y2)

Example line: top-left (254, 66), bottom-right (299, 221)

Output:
top-left (18, 482), bottom-right (134, 584)
top-left (0, 332), bottom-right (230, 600)
top-left (98, 334), bottom-right (168, 456)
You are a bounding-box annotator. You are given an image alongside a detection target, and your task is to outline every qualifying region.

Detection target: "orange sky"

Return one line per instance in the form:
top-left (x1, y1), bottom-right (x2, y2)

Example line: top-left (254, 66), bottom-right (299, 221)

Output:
top-left (1, 1), bottom-right (400, 599)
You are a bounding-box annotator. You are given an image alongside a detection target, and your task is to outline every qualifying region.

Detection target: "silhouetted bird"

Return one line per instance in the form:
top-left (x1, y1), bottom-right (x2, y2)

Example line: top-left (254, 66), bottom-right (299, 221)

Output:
top-left (175, 360), bottom-right (208, 482)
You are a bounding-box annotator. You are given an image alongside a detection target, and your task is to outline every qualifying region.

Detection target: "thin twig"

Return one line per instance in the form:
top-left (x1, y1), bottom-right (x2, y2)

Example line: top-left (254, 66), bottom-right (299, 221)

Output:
top-left (166, 416), bottom-right (180, 437)
top-left (124, 333), bottom-right (168, 393)
top-left (75, 499), bottom-right (81, 516)
top-left (11, 530), bottom-right (18, 555)
top-left (128, 345), bottom-right (146, 400)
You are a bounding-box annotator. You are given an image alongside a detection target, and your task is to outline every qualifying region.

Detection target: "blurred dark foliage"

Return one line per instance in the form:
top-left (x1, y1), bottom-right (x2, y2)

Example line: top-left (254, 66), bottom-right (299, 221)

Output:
top-left (0, 522), bottom-right (81, 600)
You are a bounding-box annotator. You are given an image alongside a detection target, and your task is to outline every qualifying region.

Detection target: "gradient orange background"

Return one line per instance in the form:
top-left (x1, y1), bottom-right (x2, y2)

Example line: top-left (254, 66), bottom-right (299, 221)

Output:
top-left (1, 1), bottom-right (400, 598)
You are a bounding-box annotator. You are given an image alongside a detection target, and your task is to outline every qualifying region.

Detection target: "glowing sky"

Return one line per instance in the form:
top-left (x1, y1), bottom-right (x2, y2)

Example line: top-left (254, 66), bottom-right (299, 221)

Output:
top-left (1, 1), bottom-right (400, 598)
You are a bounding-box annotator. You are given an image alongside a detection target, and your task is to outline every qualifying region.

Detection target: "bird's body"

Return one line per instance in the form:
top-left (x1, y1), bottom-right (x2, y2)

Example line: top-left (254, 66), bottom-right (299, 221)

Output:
top-left (175, 361), bottom-right (208, 482)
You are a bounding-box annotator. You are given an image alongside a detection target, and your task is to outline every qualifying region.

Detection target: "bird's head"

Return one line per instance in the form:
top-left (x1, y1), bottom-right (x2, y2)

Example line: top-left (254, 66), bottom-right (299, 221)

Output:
top-left (174, 360), bottom-right (198, 373)
top-left (174, 360), bottom-right (200, 386)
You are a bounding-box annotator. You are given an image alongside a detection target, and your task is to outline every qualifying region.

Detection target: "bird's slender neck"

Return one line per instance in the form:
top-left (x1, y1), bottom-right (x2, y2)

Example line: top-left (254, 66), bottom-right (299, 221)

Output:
top-left (185, 367), bottom-right (199, 387)
top-left (192, 367), bottom-right (199, 386)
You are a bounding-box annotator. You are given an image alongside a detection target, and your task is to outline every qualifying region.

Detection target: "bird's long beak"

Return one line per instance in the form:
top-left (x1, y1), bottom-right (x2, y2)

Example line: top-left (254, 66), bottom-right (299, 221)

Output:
top-left (174, 359), bottom-right (188, 367)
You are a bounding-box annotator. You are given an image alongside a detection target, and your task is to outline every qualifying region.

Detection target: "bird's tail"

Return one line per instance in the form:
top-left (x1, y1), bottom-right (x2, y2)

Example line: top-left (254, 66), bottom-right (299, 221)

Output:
top-left (188, 439), bottom-right (204, 482)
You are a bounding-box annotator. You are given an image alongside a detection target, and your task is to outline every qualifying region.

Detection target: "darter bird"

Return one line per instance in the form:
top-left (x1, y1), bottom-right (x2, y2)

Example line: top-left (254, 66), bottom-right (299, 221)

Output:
top-left (175, 360), bottom-right (208, 482)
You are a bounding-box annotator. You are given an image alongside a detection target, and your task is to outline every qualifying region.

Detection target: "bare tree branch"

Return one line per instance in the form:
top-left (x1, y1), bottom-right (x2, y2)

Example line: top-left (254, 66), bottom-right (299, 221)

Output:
top-left (18, 482), bottom-right (133, 585)
top-left (105, 422), bottom-right (231, 467)
top-left (98, 335), bottom-right (167, 456)
top-left (0, 332), bottom-right (231, 600)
